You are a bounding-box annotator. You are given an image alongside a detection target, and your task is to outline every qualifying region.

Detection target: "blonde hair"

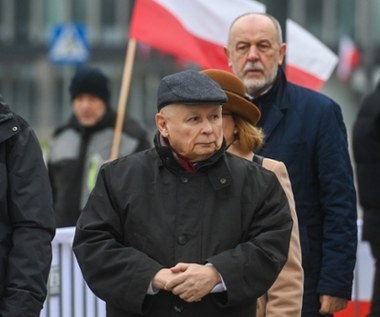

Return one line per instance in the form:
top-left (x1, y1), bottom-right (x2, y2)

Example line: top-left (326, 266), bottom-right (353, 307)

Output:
top-left (234, 115), bottom-right (264, 152)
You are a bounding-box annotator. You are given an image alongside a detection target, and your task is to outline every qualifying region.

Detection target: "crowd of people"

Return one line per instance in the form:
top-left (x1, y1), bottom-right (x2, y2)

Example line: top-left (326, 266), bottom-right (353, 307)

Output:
top-left (0, 11), bottom-right (368, 317)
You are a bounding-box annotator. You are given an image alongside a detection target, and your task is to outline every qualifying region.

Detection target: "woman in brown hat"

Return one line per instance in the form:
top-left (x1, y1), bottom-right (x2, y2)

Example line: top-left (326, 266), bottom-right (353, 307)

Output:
top-left (201, 69), bottom-right (303, 317)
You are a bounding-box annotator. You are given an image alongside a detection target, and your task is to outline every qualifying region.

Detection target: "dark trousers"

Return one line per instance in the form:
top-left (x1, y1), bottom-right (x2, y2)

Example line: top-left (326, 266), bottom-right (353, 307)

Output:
top-left (368, 243), bottom-right (380, 317)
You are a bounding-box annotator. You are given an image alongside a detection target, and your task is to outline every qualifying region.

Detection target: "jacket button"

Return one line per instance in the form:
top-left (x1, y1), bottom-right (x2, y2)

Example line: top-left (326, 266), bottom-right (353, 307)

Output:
top-left (12, 126), bottom-right (18, 132)
top-left (219, 177), bottom-right (227, 184)
top-left (180, 176), bottom-right (188, 183)
top-left (174, 305), bottom-right (183, 312)
top-left (177, 235), bottom-right (188, 245)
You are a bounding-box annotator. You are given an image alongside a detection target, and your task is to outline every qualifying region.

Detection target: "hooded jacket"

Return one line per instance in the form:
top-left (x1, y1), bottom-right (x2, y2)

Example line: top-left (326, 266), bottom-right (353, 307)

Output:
top-left (0, 96), bottom-right (55, 316)
top-left (73, 133), bottom-right (293, 317)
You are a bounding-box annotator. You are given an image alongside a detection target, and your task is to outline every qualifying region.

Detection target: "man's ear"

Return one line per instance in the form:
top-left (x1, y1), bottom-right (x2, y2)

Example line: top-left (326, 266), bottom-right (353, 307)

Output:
top-left (278, 43), bottom-right (287, 66)
top-left (155, 112), bottom-right (169, 138)
top-left (224, 46), bottom-right (232, 67)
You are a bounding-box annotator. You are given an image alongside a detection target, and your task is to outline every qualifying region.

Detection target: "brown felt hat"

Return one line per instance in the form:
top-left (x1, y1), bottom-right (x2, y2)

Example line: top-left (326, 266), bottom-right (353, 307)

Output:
top-left (200, 69), bottom-right (261, 125)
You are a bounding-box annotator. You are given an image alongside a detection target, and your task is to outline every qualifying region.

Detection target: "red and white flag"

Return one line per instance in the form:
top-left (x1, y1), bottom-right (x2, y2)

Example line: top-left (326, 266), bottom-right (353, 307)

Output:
top-left (336, 35), bottom-right (361, 82)
top-left (286, 19), bottom-right (339, 90)
top-left (130, 0), bottom-right (265, 71)
top-left (130, 0), bottom-right (338, 91)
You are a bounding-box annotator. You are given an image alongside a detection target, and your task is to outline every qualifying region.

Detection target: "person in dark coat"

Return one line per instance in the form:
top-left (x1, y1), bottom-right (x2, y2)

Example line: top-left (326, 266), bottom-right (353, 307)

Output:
top-left (225, 12), bottom-right (357, 317)
top-left (72, 70), bottom-right (293, 317)
top-left (0, 95), bottom-right (55, 316)
top-left (47, 65), bottom-right (151, 228)
top-left (352, 80), bottom-right (380, 317)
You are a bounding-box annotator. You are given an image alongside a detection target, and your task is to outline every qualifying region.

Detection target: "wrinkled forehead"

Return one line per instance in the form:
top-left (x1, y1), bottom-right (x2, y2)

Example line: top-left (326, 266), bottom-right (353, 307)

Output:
top-left (229, 14), bottom-right (279, 43)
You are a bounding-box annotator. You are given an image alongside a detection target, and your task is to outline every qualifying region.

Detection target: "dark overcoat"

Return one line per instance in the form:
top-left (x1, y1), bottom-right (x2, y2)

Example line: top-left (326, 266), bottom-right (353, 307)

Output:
top-left (254, 70), bottom-right (357, 316)
top-left (73, 135), bottom-right (293, 317)
top-left (0, 97), bottom-right (55, 315)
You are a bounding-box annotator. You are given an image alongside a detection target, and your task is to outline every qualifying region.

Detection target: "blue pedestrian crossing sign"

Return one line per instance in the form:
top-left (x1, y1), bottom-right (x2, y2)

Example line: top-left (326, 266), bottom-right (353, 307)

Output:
top-left (49, 23), bottom-right (89, 65)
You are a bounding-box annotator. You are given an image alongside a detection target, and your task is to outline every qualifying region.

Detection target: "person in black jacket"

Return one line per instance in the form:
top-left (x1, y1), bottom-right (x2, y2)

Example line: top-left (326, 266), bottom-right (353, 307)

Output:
top-left (47, 65), bottom-right (151, 227)
top-left (353, 80), bottom-right (380, 317)
top-left (0, 95), bottom-right (55, 316)
top-left (73, 70), bottom-right (293, 317)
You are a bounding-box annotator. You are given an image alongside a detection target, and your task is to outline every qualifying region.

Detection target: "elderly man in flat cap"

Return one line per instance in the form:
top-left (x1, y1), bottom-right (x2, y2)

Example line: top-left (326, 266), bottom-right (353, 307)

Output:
top-left (73, 70), bottom-right (292, 317)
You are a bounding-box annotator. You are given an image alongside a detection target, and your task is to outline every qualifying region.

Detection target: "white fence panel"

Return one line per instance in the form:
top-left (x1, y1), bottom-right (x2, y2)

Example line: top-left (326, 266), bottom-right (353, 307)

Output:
top-left (41, 227), bottom-right (106, 317)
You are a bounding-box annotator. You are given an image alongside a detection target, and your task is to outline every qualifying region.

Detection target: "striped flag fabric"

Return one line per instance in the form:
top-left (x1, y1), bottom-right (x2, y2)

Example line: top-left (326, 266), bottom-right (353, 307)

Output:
top-left (336, 35), bottom-right (361, 82)
top-left (286, 19), bottom-right (339, 90)
top-left (130, 0), bottom-right (338, 91)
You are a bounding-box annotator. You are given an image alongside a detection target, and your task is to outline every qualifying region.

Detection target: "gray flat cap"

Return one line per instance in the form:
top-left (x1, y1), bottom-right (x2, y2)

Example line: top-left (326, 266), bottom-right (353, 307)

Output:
top-left (157, 70), bottom-right (227, 111)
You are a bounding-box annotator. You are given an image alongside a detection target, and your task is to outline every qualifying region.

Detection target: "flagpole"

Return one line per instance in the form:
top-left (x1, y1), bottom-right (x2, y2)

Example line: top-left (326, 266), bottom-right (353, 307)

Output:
top-left (110, 39), bottom-right (137, 161)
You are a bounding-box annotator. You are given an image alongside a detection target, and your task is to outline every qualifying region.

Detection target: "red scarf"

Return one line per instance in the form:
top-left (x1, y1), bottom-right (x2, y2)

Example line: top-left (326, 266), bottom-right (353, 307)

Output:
top-left (176, 153), bottom-right (196, 173)
top-left (164, 137), bottom-right (196, 173)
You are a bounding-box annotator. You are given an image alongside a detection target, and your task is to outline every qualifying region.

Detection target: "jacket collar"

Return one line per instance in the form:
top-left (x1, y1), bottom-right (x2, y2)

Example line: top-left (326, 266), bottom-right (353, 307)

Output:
top-left (252, 68), bottom-right (289, 141)
top-left (153, 132), bottom-right (231, 188)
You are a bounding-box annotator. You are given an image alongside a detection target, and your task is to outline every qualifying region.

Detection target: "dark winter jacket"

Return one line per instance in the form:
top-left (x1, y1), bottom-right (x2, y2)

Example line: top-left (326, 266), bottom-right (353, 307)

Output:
top-left (48, 110), bottom-right (151, 227)
top-left (0, 96), bottom-right (55, 316)
top-left (73, 133), bottom-right (293, 317)
top-left (352, 82), bottom-right (380, 243)
top-left (253, 69), bottom-right (357, 314)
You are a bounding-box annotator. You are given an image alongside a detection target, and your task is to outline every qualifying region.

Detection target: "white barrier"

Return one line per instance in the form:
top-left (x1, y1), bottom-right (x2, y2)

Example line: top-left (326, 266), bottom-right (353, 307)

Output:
top-left (41, 222), bottom-right (374, 317)
top-left (41, 227), bottom-right (106, 317)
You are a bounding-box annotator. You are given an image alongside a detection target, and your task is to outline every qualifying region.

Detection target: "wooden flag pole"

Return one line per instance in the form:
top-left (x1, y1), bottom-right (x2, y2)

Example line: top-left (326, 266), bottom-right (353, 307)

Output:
top-left (110, 39), bottom-right (137, 161)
